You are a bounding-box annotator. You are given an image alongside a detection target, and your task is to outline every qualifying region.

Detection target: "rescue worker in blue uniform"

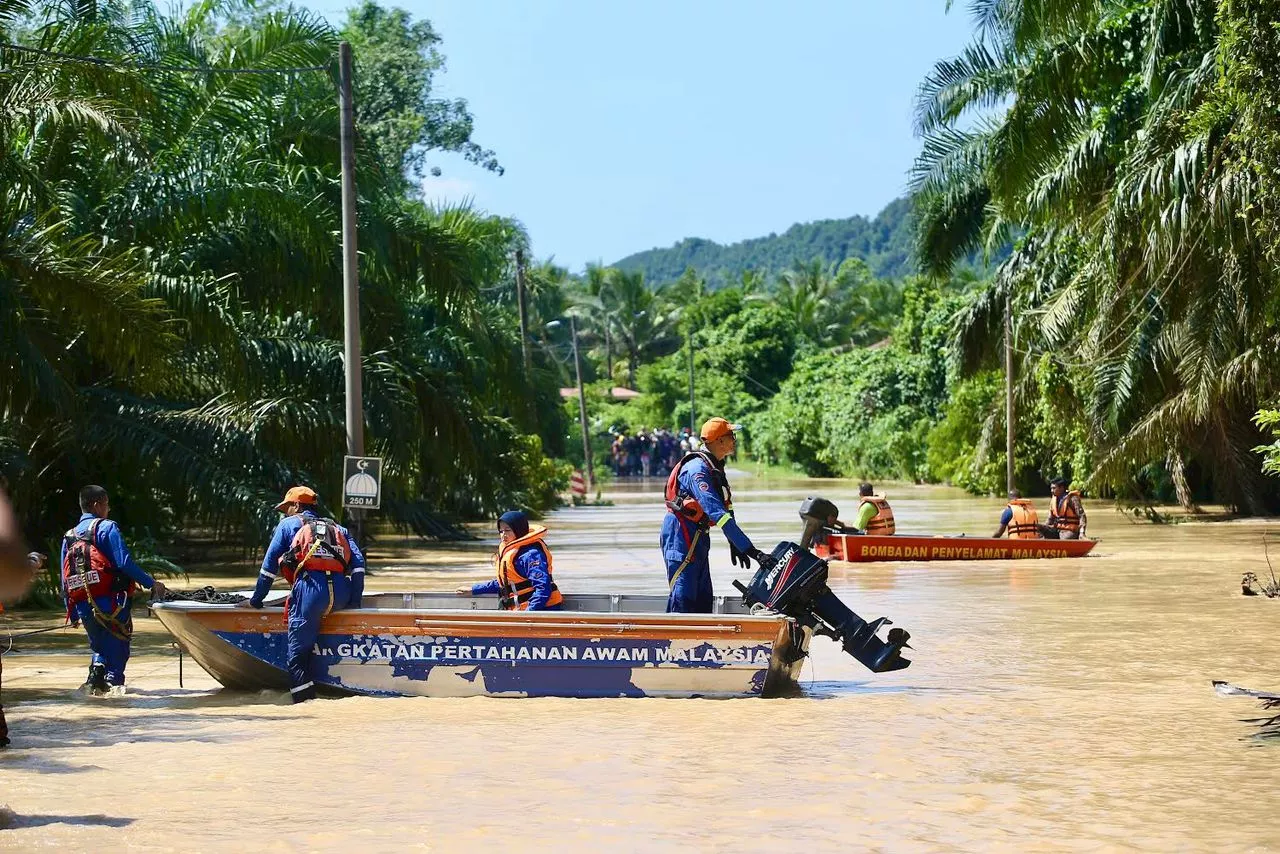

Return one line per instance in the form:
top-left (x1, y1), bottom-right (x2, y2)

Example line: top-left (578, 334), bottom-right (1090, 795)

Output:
top-left (249, 486), bottom-right (365, 703)
top-left (60, 485), bottom-right (167, 695)
top-left (661, 417), bottom-right (766, 613)
top-left (456, 510), bottom-right (564, 610)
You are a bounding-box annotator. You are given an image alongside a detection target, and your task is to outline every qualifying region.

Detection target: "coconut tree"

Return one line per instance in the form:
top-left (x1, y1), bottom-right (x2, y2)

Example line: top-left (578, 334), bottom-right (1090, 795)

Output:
top-left (1, 0), bottom-right (567, 552)
top-left (911, 0), bottom-right (1280, 511)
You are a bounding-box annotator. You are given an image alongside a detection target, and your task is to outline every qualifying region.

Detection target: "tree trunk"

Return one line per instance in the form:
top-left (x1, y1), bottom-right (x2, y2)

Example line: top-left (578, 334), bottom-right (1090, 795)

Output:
top-left (1167, 450), bottom-right (1197, 512)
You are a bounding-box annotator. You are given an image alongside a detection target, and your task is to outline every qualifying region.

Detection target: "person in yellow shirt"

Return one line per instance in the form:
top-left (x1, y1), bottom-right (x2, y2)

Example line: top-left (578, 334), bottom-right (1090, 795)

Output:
top-left (851, 483), bottom-right (895, 535)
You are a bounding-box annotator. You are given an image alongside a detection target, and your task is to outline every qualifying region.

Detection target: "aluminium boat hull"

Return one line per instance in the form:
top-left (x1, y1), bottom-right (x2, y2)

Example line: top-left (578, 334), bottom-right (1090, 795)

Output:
top-left (815, 533), bottom-right (1097, 563)
top-left (153, 592), bottom-right (810, 699)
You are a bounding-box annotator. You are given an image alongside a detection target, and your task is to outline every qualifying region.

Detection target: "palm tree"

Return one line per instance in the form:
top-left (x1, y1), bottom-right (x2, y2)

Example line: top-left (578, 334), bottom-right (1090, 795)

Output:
top-left (1, 0), bottom-right (567, 553)
top-left (608, 269), bottom-right (679, 388)
top-left (911, 0), bottom-right (1279, 512)
top-left (773, 259), bottom-right (846, 347)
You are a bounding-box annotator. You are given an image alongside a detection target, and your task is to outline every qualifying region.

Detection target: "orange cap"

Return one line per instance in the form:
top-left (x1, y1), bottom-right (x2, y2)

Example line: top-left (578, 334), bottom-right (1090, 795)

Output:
top-left (275, 486), bottom-right (318, 511)
top-left (699, 417), bottom-right (741, 443)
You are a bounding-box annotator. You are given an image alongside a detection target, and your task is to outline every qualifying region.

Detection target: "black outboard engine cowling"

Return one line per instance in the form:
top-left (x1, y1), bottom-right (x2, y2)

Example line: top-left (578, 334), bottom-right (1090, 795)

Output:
top-left (733, 497), bottom-right (912, 674)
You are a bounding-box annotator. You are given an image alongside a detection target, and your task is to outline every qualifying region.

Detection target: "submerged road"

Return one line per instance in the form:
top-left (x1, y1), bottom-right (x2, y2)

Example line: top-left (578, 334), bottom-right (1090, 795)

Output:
top-left (2, 476), bottom-right (1278, 851)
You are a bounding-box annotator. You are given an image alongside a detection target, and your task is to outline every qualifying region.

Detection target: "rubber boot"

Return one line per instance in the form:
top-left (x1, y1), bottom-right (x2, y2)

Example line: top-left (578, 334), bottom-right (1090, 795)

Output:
top-left (81, 663), bottom-right (109, 696)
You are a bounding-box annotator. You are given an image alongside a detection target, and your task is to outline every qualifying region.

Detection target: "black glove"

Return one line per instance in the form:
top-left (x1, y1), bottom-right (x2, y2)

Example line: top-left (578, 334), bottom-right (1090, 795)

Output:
top-left (729, 544), bottom-right (752, 569)
top-left (746, 547), bottom-right (770, 566)
top-left (248, 597), bottom-right (264, 609)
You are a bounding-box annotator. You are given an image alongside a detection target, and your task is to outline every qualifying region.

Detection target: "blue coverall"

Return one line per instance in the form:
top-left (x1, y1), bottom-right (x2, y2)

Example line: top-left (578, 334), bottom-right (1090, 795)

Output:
top-left (251, 511), bottom-right (365, 702)
top-left (660, 456), bottom-right (754, 613)
top-left (60, 514), bottom-right (157, 687)
top-left (471, 545), bottom-right (562, 610)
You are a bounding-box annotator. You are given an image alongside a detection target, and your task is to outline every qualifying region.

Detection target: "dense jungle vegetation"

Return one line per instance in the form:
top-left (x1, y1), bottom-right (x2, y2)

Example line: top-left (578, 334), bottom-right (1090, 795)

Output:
top-left (4, 0), bottom-right (1280, 596)
top-left (575, 0), bottom-right (1280, 515)
top-left (0, 0), bottom-right (568, 574)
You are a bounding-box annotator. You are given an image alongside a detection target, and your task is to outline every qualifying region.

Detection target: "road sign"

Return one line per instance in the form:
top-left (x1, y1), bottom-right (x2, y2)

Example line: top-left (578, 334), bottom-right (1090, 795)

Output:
top-left (343, 456), bottom-right (383, 509)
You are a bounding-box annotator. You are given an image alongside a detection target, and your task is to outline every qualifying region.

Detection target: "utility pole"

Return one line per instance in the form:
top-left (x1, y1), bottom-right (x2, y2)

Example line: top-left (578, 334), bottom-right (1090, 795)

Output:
top-left (570, 315), bottom-right (594, 495)
top-left (1005, 292), bottom-right (1014, 494)
top-left (338, 41), bottom-right (363, 458)
top-left (604, 322), bottom-right (613, 387)
top-left (515, 248), bottom-right (531, 375)
top-left (338, 41), bottom-right (364, 539)
top-left (687, 326), bottom-right (696, 435)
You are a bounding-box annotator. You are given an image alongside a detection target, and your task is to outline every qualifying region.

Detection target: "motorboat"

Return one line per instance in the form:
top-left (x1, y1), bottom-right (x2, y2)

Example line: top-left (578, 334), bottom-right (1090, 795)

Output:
top-left (152, 499), bottom-right (913, 699)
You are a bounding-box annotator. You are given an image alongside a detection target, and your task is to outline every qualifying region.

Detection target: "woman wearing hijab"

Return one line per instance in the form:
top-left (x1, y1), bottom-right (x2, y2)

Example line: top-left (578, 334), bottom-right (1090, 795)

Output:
top-left (455, 511), bottom-right (564, 611)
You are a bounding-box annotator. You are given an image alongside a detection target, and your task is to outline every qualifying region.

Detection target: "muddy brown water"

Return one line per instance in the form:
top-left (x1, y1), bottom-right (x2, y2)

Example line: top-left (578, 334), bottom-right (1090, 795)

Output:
top-left (2, 477), bottom-right (1278, 851)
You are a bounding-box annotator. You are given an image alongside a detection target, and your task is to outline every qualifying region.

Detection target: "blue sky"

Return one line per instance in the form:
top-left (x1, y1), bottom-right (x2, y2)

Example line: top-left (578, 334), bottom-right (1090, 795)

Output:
top-left (315, 1), bottom-right (976, 270)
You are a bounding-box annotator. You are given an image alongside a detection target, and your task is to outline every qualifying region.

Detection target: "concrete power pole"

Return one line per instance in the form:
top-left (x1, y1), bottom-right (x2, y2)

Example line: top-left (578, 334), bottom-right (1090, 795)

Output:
top-left (515, 248), bottom-right (531, 375)
top-left (338, 41), bottom-right (364, 539)
top-left (338, 41), bottom-right (363, 459)
top-left (570, 316), bottom-right (594, 495)
top-left (687, 326), bottom-right (696, 435)
top-left (1005, 292), bottom-right (1015, 494)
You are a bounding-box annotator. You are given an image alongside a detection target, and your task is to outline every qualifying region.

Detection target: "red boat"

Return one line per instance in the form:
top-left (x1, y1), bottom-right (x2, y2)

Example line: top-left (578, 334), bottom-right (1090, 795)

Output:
top-left (814, 533), bottom-right (1097, 563)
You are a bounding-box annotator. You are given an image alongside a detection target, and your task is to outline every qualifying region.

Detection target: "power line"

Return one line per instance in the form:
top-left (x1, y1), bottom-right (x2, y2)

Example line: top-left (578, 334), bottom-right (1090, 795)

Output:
top-left (0, 41), bottom-right (331, 75)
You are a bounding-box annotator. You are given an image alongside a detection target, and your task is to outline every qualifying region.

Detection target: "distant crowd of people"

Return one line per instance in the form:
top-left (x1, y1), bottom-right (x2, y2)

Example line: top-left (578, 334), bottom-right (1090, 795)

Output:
top-left (607, 427), bottom-right (701, 479)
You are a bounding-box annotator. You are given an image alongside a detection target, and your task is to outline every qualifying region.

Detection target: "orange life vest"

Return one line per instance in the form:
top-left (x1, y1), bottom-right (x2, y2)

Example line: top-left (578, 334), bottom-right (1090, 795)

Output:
top-left (278, 516), bottom-right (353, 584)
top-left (664, 451), bottom-right (732, 529)
top-left (1006, 499), bottom-right (1041, 539)
top-left (1049, 490), bottom-right (1082, 534)
top-left (859, 496), bottom-right (896, 535)
top-left (496, 525), bottom-right (563, 611)
top-left (61, 520), bottom-right (133, 605)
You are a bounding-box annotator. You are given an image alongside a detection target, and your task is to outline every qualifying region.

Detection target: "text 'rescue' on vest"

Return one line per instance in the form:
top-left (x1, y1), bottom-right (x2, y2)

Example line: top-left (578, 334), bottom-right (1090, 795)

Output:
top-left (1006, 499), bottom-right (1040, 539)
top-left (1049, 490), bottom-right (1082, 534)
top-left (664, 451), bottom-right (732, 530)
top-left (61, 519), bottom-right (133, 606)
top-left (495, 525), bottom-right (562, 610)
top-left (859, 495), bottom-right (896, 535)
top-left (278, 516), bottom-right (353, 584)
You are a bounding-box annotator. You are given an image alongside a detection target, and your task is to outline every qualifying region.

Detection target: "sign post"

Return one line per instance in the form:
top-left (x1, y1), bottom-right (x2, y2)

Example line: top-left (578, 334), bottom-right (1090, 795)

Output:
top-left (343, 456), bottom-right (383, 510)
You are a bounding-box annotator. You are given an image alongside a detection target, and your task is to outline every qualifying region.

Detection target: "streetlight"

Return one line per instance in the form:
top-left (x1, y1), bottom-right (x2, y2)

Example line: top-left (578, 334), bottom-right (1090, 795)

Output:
top-left (547, 319), bottom-right (595, 496)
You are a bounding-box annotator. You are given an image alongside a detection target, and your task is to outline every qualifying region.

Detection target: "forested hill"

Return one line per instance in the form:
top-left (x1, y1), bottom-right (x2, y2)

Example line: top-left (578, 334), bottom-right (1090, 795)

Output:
top-left (612, 197), bottom-right (915, 285)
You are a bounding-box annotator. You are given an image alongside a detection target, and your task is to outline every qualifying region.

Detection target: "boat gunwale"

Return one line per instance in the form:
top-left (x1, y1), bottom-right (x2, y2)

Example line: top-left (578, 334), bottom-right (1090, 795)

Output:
top-left (150, 602), bottom-right (792, 626)
top-left (817, 531), bottom-right (1097, 562)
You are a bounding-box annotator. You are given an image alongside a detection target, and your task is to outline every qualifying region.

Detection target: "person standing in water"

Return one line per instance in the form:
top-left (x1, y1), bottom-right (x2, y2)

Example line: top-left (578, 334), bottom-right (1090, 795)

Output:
top-left (456, 511), bottom-right (563, 610)
top-left (60, 485), bottom-right (167, 695)
top-left (249, 486), bottom-right (365, 703)
top-left (661, 417), bottom-right (765, 613)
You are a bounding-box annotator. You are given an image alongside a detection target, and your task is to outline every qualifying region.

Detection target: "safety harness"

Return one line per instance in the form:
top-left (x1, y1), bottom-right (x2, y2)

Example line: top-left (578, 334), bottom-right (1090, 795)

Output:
top-left (61, 520), bottom-right (135, 641)
top-left (665, 452), bottom-right (732, 592)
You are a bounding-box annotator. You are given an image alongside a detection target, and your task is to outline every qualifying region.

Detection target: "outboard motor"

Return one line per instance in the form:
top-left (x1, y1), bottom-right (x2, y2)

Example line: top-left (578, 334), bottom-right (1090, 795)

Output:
top-left (733, 497), bottom-right (912, 674)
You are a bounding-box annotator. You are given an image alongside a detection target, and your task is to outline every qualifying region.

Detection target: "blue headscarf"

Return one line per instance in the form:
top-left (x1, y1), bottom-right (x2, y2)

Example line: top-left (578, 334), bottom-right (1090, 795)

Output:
top-left (498, 510), bottom-right (530, 539)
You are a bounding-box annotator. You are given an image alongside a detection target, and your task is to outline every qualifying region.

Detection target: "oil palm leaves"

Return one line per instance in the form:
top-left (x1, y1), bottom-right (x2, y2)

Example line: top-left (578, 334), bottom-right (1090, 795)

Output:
top-left (913, 0), bottom-right (1279, 510)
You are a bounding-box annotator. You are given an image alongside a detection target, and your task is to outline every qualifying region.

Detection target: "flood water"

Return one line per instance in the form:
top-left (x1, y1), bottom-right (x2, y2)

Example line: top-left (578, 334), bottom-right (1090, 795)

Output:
top-left (3, 476), bottom-right (1279, 851)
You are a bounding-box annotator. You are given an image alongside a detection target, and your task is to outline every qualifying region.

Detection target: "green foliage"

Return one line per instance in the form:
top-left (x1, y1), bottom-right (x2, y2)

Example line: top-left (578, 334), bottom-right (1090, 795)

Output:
top-left (342, 1), bottom-right (500, 185)
top-left (0, 0), bottom-right (566, 570)
top-left (912, 0), bottom-right (1280, 512)
top-left (638, 301), bottom-right (799, 432)
top-left (754, 279), bottom-right (961, 481)
top-left (1255, 410), bottom-right (1280, 477)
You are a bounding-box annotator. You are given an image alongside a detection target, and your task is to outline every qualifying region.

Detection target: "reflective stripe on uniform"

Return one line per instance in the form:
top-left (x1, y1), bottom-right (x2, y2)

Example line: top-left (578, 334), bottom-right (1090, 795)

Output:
top-left (715, 514), bottom-right (731, 528)
top-left (259, 569), bottom-right (277, 579)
